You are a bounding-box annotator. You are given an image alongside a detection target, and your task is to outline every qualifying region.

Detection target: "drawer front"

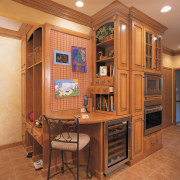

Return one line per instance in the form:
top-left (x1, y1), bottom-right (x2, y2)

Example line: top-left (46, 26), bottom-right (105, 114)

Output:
top-left (95, 78), bottom-right (100, 85)
top-left (144, 131), bottom-right (162, 156)
top-left (90, 86), bottom-right (96, 94)
top-left (106, 77), bottom-right (113, 86)
top-left (33, 129), bottom-right (43, 145)
top-left (96, 86), bottom-right (102, 94)
top-left (26, 122), bottom-right (32, 135)
top-left (100, 78), bottom-right (106, 85)
top-left (101, 86), bottom-right (109, 94)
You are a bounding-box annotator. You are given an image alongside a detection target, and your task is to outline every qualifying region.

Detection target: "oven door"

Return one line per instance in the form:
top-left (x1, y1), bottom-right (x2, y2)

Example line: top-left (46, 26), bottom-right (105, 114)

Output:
top-left (144, 74), bottom-right (162, 96)
top-left (144, 105), bottom-right (162, 136)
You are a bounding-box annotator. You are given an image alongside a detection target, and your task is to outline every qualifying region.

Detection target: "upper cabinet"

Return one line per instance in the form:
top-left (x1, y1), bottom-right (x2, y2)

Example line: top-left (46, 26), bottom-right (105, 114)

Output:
top-left (91, 1), bottom-right (130, 115)
top-left (131, 20), bottom-right (144, 71)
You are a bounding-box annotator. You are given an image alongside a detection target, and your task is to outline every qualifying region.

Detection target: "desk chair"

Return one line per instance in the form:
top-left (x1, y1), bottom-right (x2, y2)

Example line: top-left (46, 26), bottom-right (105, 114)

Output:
top-left (40, 115), bottom-right (92, 180)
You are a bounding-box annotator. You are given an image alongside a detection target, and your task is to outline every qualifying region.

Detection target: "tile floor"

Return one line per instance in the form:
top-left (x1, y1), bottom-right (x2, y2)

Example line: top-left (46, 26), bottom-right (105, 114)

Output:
top-left (0, 125), bottom-right (180, 180)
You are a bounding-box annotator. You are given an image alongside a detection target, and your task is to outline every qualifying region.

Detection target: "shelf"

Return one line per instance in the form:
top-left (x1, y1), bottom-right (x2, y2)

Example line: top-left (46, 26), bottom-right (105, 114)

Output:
top-left (96, 57), bottom-right (114, 63)
top-left (96, 38), bottom-right (114, 48)
top-left (27, 64), bottom-right (34, 70)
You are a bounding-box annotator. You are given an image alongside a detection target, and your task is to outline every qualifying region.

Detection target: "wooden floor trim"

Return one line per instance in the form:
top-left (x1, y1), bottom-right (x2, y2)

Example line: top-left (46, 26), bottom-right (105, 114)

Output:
top-left (0, 141), bottom-right (22, 150)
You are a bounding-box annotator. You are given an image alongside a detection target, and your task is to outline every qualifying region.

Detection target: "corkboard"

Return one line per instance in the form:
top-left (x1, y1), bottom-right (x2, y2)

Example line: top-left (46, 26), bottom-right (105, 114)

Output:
top-left (50, 30), bottom-right (90, 111)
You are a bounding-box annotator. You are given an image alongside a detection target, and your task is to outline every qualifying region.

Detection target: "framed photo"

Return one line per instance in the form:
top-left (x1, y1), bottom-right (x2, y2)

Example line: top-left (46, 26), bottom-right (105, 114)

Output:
top-left (54, 79), bottom-right (79, 98)
top-left (100, 66), bottom-right (107, 76)
top-left (72, 46), bottom-right (86, 72)
top-left (54, 50), bottom-right (71, 66)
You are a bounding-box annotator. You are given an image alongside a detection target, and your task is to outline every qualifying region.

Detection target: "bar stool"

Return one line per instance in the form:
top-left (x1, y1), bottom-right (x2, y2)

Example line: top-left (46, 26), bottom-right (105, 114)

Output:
top-left (40, 115), bottom-right (92, 180)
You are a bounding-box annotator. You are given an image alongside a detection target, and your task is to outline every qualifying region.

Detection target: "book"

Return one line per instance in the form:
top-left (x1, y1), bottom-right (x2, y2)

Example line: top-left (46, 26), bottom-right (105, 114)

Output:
top-left (110, 95), bottom-right (114, 112)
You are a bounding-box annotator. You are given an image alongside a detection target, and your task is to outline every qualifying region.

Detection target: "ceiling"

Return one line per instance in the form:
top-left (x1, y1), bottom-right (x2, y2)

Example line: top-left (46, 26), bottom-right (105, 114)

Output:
top-left (0, 16), bottom-right (22, 31)
top-left (52, 0), bottom-right (180, 51)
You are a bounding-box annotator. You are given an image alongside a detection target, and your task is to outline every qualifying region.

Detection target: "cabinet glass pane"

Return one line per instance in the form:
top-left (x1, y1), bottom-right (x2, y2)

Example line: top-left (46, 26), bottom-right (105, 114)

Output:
top-left (146, 32), bottom-right (148, 44)
top-left (149, 34), bottom-right (152, 45)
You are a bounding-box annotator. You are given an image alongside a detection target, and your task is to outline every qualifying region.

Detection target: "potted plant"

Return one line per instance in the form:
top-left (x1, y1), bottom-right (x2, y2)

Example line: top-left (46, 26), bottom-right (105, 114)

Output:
top-left (96, 25), bottom-right (114, 43)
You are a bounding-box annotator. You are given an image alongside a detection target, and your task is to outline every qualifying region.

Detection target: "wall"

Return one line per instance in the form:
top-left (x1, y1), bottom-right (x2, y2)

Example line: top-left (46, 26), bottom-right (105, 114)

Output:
top-left (163, 53), bottom-right (173, 68)
top-left (0, 0), bottom-right (91, 36)
top-left (0, 36), bottom-right (21, 146)
top-left (173, 55), bottom-right (180, 68)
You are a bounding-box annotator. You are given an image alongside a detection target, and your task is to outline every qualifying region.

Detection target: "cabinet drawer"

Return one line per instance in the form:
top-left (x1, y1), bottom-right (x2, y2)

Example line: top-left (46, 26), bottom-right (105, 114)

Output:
top-left (144, 131), bottom-right (162, 156)
top-left (106, 77), bottom-right (113, 86)
top-left (33, 128), bottom-right (43, 145)
top-left (95, 78), bottom-right (100, 85)
top-left (96, 86), bottom-right (102, 94)
top-left (100, 78), bottom-right (106, 85)
top-left (101, 86), bottom-right (109, 94)
top-left (26, 122), bottom-right (33, 135)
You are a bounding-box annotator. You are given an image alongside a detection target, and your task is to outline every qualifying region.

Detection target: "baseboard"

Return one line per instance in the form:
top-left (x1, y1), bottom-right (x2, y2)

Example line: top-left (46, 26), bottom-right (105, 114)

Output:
top-left (0, 141), bottom-right (22, 150)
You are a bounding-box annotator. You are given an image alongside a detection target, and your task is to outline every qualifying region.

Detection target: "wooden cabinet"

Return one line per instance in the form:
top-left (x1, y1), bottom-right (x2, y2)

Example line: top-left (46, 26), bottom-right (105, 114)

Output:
top-left (117, 70), bottom-right (129, 115)
top-left (144, 28), bottom-right (163, 73)
top-left (21, 36), bottom-right (26, 70)
top-left (131, 115), bottom-right (144, 160)
top-left (144, 131), bottom-right (162, 157)
top-left (117, 17), bottom-right (129, 70)
top-left (131, 21), bottom-right (144, 71)
top-left (131, 71), bottom-right (144, 116)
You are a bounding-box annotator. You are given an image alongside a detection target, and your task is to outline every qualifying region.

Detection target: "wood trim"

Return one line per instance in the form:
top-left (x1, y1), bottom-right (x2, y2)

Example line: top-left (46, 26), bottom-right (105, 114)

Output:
top-left (12, 0), bottom-right (92, 27)
top-left (0, 141), bottom-right (22, 150)
top-left (0, 23), bottom-right (32, 40)
top-left (0, 27), bottom-right (21, 39)
top-left (173, 68), bottom-right (180, 125)
top-left (46, 23), bottom-right (91, 40)
top-left (129, 7), bottom-right (167, 34)
top-left (92, 0), bottom-right (129, 27)
top-left (163, 47), bottom-right (180, 56)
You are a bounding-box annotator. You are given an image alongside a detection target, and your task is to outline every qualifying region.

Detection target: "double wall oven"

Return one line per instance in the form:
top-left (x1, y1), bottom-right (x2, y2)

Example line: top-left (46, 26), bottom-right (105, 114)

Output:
top-left (144, 73), bottom-right (163, 136)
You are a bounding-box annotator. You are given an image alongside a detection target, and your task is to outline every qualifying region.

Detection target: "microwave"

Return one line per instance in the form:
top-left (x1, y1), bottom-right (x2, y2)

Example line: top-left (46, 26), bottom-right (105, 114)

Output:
top-left (144, 73), bottom-right (162, 96)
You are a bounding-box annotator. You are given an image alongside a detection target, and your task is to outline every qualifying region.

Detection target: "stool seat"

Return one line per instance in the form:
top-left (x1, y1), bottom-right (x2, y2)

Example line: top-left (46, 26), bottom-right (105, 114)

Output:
top-left (52, 132), bottom-right (90, 151)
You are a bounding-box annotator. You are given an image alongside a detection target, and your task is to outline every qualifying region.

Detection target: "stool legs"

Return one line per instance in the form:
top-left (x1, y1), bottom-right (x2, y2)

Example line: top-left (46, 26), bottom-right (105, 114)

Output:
top-left (61, 151), bottom-right (64, 173)
top-left (86, 143), bottom-right (93, 179)
top-left (47, 148), bottom-right (52, 180)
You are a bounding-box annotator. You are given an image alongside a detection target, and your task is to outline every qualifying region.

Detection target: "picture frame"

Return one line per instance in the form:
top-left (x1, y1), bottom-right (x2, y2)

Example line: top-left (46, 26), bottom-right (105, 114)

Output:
top-left (54, 79), bottom-right (79, 98)
top-left (54, 50), bottom-right (71, 66)
top-left (72, 46), bottom-right (86, 72)
top-left (100, 66), bottom-right (107, 76)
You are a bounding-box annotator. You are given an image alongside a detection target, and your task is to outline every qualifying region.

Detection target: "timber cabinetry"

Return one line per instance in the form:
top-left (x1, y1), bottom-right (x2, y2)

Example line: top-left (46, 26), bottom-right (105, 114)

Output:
top-left (144, 131), bottom-right (162, 157)
top-left (144, 27), bottom-right (163, 73)
top-left (24, 26), bottom-right (43, 160)
top-left (130, 20), bottom-right (144, 71)
top-left (131, 115), bottom-right (144, 162)
top-left (91, 9), bottom-right (130, 116)
top-left (131, 71), bottom-right (144, 116)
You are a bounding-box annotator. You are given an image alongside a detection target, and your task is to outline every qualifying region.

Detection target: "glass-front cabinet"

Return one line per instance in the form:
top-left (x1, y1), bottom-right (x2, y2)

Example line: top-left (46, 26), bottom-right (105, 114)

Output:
top-left (144, 28), bottom-right (162, 73)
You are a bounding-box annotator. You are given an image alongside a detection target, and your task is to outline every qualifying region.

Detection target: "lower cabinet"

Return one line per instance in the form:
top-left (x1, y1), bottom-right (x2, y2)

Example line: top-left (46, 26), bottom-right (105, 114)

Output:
top-left (131, 115), bottom-right (144, 160)
top-left (144, 130), bottom-right (162, 157)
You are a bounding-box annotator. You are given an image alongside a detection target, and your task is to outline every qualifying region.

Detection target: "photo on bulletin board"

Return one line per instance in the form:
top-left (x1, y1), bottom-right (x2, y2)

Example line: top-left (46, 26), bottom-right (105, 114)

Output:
top-left (54, 79), bottom-right (79, 98)
top-left (54, 50), bottom-right (71, 65)
top-left (72, 46), bottom-right (86, 72)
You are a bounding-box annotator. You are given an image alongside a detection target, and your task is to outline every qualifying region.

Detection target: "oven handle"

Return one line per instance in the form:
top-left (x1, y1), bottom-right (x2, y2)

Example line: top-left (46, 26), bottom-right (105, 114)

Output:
top-left (145, 106), bottom-right (162, 114)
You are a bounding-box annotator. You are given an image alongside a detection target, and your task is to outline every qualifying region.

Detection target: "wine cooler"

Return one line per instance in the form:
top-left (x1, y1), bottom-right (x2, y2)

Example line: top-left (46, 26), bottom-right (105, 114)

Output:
top-left (104, 117), bottom-right (131, 175)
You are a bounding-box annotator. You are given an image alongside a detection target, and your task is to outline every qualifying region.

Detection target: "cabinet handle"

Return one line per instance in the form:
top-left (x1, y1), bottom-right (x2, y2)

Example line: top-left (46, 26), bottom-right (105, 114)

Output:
top-left (151, 140), bottom-right (158, 145)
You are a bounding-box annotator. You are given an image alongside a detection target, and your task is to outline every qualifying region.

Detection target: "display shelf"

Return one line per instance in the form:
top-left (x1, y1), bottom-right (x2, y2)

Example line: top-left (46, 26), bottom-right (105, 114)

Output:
top-left (96, 38), bottom-right (114, 48)
top-left (96, 57), bottom-right (114, 63)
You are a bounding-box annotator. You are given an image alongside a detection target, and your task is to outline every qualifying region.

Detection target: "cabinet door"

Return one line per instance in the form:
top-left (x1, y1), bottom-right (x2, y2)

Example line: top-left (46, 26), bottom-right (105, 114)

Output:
top-left (131, 21), bottom-right (144, 71)
top-left (154, 36), bottom-right (162, 73)
top-left (131, 71), bottom-right (144, 116)
top-left (21, 36), bottom-right (26, 70)
top-left (131, 115), bottom-right (144, 160)
top-left (117, 17), bottom-right (129, 70)
top-left (117, 70), bottom-right (129, 115)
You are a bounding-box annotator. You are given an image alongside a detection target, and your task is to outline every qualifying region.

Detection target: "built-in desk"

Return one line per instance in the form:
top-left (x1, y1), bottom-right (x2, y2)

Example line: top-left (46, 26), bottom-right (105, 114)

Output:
top-left (42, 112), bottom-right (131, 180)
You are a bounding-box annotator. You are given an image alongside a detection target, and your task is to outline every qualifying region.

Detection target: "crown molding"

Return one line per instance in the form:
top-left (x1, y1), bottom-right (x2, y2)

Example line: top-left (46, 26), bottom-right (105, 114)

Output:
top-left (92, 0), bottom-right (129, 27)
top-left (129, 7), bottom-right (168, 34)
top-left (163, 47), bottom-right (180, 56)
top-left (0, 23), bottom-right (32, 40)
top-left (12, 0), bottom-right (92, 28)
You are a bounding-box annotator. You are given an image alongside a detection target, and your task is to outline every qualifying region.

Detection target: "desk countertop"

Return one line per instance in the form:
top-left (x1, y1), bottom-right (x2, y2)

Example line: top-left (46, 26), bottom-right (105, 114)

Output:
top-left (48, 112), bottom-right (131, 124)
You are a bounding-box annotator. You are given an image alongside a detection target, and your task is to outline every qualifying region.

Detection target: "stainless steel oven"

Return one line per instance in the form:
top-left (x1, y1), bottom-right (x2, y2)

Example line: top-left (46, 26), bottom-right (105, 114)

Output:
top-left (144, 100), bottom-right (162, 136)
top-left (144, 73), bottom-right (162, 96)
top-left (104, 117), bottom-right (131, 175)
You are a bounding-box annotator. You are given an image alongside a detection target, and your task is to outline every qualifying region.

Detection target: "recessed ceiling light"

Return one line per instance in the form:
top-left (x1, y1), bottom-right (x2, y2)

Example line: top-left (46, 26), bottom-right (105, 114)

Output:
top-left (76, 1), bottom-right (84, 7)
top-left (161, 6), bottom-right (172, 13)
top-left (178, 46), bottom-right (180, 49)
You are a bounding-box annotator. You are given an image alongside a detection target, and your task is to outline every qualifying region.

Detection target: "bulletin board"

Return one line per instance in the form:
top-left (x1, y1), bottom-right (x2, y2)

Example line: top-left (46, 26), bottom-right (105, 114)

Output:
top-left (50, 30), bottom-right (90, 111)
